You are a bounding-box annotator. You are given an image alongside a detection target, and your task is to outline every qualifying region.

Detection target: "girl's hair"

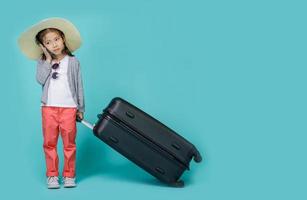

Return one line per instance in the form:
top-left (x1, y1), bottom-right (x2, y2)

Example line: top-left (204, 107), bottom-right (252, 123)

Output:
top-left (35, 28), bottom-right (74, 60)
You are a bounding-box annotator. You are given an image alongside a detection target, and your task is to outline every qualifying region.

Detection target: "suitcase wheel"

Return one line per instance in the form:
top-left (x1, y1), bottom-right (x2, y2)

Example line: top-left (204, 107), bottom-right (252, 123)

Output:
top-left (193, 149), bottom-right (202, 163)
top-left (168, 180), bottom-right (184, 188)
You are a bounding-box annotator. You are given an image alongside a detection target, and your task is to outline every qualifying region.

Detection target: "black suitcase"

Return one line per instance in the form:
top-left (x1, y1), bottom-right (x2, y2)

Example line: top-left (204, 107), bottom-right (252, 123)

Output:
top-left (79, 97), bottom-right (202, 187)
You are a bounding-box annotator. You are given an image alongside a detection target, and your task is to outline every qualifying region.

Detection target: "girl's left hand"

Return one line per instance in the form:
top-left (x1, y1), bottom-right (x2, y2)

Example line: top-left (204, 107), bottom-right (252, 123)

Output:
top-left (76, 111), bottom-right (84, 121)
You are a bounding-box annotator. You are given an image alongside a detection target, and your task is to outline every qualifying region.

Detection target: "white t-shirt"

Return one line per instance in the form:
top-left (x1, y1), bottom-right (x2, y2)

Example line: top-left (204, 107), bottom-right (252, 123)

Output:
top-left (43, 55), bottom-right (77, 108)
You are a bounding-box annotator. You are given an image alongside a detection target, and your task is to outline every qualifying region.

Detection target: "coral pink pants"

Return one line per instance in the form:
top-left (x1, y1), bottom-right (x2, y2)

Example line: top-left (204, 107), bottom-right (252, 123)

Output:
top-left (41, 106), bottom-right (77, 177)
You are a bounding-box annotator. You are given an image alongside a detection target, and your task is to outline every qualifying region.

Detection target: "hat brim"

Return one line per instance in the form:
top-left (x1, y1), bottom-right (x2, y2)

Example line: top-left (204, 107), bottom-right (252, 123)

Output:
top-left (18, 17), bottom-right (82, 60)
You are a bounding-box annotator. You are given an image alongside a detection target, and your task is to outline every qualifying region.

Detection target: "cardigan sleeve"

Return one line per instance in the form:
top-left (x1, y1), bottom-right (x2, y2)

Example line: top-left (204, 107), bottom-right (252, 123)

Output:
top-left (76, 60), bottom-right (85, 112)
top-left (36, 59), bottom-right (51, 86)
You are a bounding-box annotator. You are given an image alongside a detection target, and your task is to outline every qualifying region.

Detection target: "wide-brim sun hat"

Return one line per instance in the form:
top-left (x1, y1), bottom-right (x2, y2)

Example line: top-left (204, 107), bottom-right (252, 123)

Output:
top-left (18, 17), bottom-right (82, 60)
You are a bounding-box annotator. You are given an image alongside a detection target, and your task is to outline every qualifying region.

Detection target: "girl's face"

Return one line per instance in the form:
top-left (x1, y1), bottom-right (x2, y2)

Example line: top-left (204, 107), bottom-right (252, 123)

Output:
top-left (42, 31), bottom-right (65, 57)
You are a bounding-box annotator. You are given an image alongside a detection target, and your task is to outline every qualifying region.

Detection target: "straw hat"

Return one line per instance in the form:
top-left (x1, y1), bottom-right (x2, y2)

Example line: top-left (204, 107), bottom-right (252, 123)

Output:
top-left (18, 17), bottom-right (82, 60)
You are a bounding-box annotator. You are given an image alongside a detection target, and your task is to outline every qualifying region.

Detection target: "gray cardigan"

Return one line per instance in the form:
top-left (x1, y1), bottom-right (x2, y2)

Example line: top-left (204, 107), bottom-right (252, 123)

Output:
top-left (36, 56), bottom-right (85, 112)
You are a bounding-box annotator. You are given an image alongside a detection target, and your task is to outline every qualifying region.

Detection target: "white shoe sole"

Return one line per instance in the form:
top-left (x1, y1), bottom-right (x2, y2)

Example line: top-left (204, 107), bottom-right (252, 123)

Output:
top-left (64, 184), bottom-right (76, 188)
top-left (48, 184), bottom-right (60, 189)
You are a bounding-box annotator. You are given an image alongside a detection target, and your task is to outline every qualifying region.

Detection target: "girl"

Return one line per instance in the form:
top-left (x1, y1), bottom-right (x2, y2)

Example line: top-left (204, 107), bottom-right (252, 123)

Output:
top-left (18, 18), bottom-right (85, 189)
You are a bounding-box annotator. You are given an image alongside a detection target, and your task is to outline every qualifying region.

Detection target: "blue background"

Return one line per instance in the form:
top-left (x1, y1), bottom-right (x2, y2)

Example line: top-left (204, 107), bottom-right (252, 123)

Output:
top-left (0, 0), bottom-right (306, 199)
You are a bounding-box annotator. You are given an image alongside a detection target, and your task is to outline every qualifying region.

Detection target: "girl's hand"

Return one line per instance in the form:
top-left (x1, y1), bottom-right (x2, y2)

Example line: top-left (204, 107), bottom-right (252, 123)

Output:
top-left (76, 111), bottom-right (84, 122)
top-left (39, 44), bottom-right (52, 63)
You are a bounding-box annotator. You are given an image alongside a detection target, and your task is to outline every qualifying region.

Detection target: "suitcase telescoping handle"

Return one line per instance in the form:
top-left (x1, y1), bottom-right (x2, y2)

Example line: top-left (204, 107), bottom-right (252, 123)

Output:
top-left (80, 120), bottom-right (94, 130)
top-left (76, 116), bottom-right (94, 130)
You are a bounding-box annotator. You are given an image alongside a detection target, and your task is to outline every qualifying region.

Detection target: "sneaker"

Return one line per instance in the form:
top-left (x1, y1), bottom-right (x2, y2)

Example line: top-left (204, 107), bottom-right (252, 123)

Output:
top-left (63, 177), bottom-right (77, 188)
top-left (47, 176), bottom-right (60, 189)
